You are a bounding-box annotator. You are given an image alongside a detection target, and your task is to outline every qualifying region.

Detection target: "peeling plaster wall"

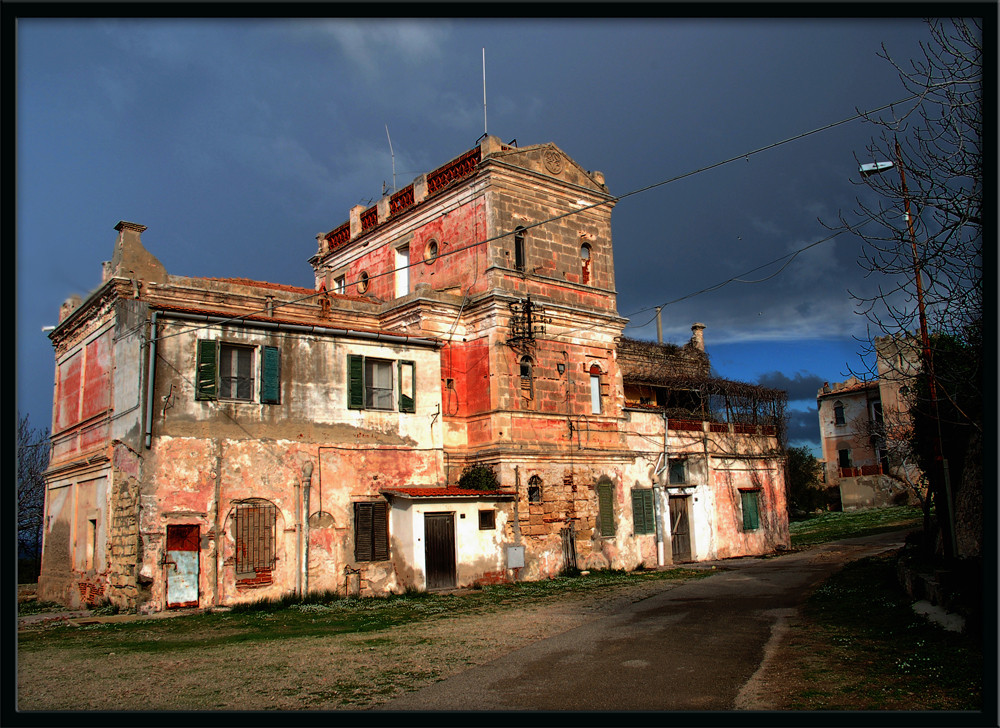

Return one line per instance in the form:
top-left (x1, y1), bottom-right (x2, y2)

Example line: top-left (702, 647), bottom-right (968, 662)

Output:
top-left (132, 320), bottom-right (444, 610)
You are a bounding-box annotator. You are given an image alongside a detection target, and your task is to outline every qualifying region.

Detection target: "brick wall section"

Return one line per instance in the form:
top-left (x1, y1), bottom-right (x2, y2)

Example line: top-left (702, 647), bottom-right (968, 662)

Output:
top-left (236, 568), bottom-right (273, 589)
top-left (78, 581), bottom-right (105, 606)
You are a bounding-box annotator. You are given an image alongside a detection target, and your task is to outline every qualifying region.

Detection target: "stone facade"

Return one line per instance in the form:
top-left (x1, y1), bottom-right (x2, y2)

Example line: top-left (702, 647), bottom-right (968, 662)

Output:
top-left (40, 138), bottom-right (789, 612)
top-left (816, 335), bottom-right (924, 511)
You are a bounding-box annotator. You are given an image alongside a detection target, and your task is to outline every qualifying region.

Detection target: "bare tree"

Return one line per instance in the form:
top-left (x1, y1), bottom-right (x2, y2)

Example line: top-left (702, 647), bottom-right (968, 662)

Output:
top-left (843, 17), bottom-right (982, 389)
top-left (837, 18), bottom-right (983, 559)
top-left (18, 412), bottom-right (50, 582)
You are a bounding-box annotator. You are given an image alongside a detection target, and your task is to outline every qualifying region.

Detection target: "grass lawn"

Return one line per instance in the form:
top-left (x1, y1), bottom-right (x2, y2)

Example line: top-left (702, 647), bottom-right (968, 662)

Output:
top-left (789, 505), bottom-right (923, 548)
top-left (780, 551), bottom-right (983, 710)
top-left (18, 566), bottom-right (706, 655)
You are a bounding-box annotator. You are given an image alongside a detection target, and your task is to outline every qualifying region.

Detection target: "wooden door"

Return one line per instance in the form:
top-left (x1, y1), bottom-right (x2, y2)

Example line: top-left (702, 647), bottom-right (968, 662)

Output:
top-left (165, 524), bottom-right (200, 608)
top-left (424, 512), bottom-right (456, 590)
top-left (669, 496), bottom-right (692, 562)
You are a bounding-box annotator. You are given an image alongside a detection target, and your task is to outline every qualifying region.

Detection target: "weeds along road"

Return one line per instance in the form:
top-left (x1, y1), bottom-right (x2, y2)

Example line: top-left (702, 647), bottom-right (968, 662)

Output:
top-left (381, 531), bottom-right (909, 712)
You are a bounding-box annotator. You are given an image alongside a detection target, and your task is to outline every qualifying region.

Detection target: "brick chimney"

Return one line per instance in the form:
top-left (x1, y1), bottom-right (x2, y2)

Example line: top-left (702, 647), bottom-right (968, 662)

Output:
top-left (690, 322), bottom-right (706, 352)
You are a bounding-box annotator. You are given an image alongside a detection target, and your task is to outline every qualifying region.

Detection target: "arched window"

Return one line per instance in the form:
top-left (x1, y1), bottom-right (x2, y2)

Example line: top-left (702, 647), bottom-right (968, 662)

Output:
top-left (833, 400), bottom-right (845, 425)
top-left (527, 475), bottom-right (543, 503)
top-left (589, 363), bottom-right (603, 414)
top-left (580, 242), bottom-right (592, 284)
top-left (519, 356), bottom-right (533, 399)
top-left (513, 227), bottom-right (526, 272)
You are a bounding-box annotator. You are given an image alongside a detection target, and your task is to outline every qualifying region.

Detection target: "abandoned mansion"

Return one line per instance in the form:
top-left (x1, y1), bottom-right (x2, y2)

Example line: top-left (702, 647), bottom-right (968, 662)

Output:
top-left (39, 136), bottom-right (789, 611)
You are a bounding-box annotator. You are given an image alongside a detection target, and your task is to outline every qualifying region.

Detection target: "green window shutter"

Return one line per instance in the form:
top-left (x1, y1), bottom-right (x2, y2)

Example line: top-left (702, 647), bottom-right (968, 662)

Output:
top-left (195, 340), bottom-right (218, 401)
top-left (348, 355), bottom-right (365, 410)
top-left (398, 360), bottom-right (415, 413)
top-left (741, 491), bottom-right (761, 531)
top-left (260, 346), bottom-right (281, 404)
top-left (598, 483), bottom-right (615, 537)
top-left (632, 489), bottom-right (655, 535)
top-left (372, 501), bottom-right (389, 560)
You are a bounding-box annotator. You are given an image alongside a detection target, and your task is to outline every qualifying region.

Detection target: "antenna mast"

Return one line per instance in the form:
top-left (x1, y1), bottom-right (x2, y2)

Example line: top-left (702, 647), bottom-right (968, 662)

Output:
top-left (482, 48), bottom-right (487, 137)
top-left (385, 124), bottom-right (396, 194)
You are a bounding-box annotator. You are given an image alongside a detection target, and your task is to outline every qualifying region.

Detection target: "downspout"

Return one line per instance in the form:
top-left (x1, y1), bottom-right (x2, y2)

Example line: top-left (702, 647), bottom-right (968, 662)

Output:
top-left (301, 462), bottom-right (313, 597)
top-left (654, 412), bottom-right (668, 567)
top-left (143, 311), bottom-right (159, 449)
top-left (295, 474), bottom-right (302, 598)
top-left (212, 448), bottom-right (222, 607)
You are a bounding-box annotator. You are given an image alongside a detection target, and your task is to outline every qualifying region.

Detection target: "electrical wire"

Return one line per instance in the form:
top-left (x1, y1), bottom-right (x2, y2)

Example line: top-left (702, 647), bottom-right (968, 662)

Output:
top-left (147, 93), bottom-right (919, 345)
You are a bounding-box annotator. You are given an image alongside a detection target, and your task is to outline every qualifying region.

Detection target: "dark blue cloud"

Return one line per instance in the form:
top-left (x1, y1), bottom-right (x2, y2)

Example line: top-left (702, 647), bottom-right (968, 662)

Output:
top-left (757, 371), bottom-right (826, 401)
top-left (785, 406), bottom-right (820, 447)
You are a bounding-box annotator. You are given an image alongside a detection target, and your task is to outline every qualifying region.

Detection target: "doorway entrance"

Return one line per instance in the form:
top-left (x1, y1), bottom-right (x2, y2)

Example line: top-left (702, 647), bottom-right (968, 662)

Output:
top-left (669, 496), bottom-right (692, 562)
top-left (424, 512), bottom-right (456, 589)
top-left (165, 524), bottom-right (200, 608)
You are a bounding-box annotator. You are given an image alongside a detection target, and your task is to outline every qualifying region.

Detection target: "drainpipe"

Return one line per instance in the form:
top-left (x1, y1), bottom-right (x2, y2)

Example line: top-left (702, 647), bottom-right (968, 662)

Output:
top-left (143, 311), bottom-right (159, 449)
top-left (212, 447), bottom-right (222, 607)
top-left (295, 475), bottom-right (303, 598)
top-left (301, 462), bottom-right (313, 597)
top-left (654, 412), bottom-right (668, 567)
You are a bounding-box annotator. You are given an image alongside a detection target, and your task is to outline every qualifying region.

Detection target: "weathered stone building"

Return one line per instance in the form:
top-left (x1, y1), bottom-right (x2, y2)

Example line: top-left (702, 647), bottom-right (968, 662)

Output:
top-left (816, 334), bottom-right (924, 510)
top-left (40, 138), bottom-right (789, 612)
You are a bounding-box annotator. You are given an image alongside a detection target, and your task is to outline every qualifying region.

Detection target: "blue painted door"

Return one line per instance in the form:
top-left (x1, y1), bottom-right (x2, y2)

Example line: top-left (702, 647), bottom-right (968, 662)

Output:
top-left (166, 524), bottom-right (200, 608)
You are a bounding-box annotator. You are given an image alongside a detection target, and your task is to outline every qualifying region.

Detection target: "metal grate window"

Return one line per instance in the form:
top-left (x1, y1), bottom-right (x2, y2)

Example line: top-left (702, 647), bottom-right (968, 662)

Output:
top-left (234, 500), bottom-right (277, 573)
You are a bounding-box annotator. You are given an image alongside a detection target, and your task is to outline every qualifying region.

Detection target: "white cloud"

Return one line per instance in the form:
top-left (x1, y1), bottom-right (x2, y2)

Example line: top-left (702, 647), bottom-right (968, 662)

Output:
top-left (294, 20), bottom-right (450, 77)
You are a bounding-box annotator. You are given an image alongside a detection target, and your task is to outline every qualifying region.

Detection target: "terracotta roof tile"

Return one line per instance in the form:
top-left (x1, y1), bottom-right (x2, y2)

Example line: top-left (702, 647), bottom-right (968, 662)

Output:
top-left (381, 487), bottom-right (516, 499)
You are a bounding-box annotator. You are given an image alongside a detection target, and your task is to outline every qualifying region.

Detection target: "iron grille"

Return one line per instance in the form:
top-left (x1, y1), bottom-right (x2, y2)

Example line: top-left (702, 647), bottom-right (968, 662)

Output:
top-left (234, 500), bottom-right (277, 573)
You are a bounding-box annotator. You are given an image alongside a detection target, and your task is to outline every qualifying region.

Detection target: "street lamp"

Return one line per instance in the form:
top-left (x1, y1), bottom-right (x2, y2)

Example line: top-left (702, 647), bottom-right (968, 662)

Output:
top-left (860, 139), bottom-right (957, 558)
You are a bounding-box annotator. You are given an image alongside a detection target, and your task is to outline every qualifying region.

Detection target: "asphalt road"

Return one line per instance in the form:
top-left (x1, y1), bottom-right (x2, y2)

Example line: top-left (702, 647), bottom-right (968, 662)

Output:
top-left (380, 531), bottom-right (908, 712)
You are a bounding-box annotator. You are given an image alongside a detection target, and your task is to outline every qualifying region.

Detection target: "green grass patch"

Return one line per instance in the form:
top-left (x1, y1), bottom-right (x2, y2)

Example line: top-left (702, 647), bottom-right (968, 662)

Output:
top-left (798, 552), bottom-right (982, 710)
top-left (18, 566), bottom-right (709, 656)
top-left (789, 505), bottom-right (922, 547)
top-left (17, 600), bottom-right (71, 616)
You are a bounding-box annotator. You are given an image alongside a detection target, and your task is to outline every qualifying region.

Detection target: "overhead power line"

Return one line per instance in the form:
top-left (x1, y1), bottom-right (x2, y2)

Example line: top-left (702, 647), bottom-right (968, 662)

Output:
top-left (149, 93), bottom-right (920, 344)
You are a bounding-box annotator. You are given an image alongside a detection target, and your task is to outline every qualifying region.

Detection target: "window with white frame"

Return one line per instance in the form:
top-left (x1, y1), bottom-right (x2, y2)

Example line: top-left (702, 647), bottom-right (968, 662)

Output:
top-left (589, 364), bottom-right (602, 414)
top-left (196, 340), bottom-right (280, 404)
top-left (395, 245), bottom-right (410, 297)
top-left (347, 355), bottom-right (416, 413)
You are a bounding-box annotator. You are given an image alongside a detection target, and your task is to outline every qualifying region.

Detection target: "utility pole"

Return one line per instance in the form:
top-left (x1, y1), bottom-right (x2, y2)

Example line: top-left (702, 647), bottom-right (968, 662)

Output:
top-left (894, 138), bottom-right (957, 559)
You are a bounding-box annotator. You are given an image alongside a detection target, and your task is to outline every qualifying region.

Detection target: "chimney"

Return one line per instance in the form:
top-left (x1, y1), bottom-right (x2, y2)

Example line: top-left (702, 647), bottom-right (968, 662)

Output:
top-left (110, 221), bottom-right (168, 285)
top-left (690, 322), bottom-right (706, 352)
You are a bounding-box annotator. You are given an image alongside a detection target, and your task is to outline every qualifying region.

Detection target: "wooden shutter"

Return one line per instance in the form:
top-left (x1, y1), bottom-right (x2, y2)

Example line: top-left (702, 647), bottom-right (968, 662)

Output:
top-left (398, 360), bottom-right (415, 413)
top-left (632, 489), bottom-right (654, 535)
top-left (597, 482), bottom-right (615, 537)
top-left (347, 355), bottom-right (365, 410)
top-left (354, 501), bottom-right (389, 561)
top-left (354, 503), bottom-right (373, 561)
top-left (195, 340), bottom-right (218, 400)
top-left (260, 346), bottom-right (280, 404)
top-left (372, 501), bottom-right (389, 561)
top-left (741, 490), bottom-right (760, 531)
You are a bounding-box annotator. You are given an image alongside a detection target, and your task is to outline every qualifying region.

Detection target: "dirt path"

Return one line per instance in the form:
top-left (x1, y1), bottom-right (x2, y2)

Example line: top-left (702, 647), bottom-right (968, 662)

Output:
top-left (18, 575), bottom-right (689, 711)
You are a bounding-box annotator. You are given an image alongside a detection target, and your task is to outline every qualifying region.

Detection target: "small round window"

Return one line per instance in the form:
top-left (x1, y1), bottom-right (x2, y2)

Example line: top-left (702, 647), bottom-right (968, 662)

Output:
top-left (357, 270), bottom-right (370, 293)
top-left (424, 239), bottom-right (439, 264)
